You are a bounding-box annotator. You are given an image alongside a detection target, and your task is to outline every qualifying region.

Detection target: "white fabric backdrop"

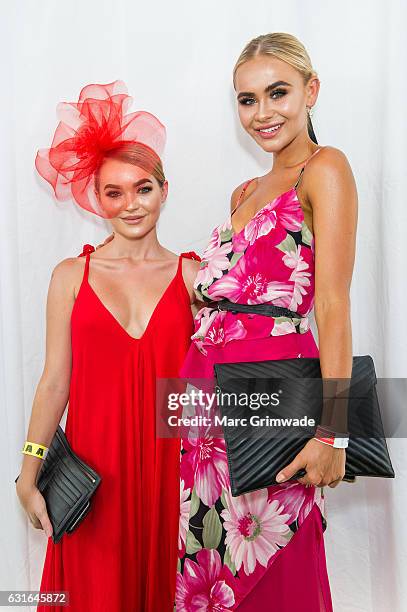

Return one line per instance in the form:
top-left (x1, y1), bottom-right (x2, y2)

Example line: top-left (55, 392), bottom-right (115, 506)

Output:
top-left (1, 1), bottom-right (406, 610)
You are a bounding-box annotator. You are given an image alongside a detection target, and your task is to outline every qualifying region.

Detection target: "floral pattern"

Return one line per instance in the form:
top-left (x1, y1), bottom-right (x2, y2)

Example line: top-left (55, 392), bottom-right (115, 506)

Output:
top-left (176, 183), bottom-right (327, 610)
top-left (191, 185), bottom-right (315, 356)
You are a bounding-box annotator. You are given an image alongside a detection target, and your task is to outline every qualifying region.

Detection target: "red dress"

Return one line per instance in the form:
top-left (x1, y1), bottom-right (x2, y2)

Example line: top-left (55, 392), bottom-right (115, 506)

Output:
top-left (37, 245), bottom-right (200, 612)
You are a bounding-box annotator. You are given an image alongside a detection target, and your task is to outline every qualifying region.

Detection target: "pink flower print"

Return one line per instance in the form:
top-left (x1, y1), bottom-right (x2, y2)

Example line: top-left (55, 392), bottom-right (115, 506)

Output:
top-left (194, 227), bottom-right (233, 287)
top-left (282, 244), bottom-right (311, 310)
top-left (208, 253), bottom-right (292, 305)
top-left (272, 189), bottom-right (304, 232)
top-left (232, 230), bottom-right (250, 252)
top-left (192, 307), bottom-right (219, 342)
top-left (179, 479), bottom-right (191, 553)
top-left (231, 203), bottom-right (287, 252)
top-left (176, 549), bottom-right (236, 611)
top-left (221, 487), bottom-right (291, 575)
top-left (218, 217), bottom-right (233, 234)
top-left (202, 226), bottom-right (222, 259)
top-left (205, 311), bottom-right (247, 348)
top-left (195, 243), bottom-right (233, 287)
top-left (181, 433), bottom-right (230, 507)
top-left (191, 308), bottom-right (247, 353)
top-left (267, 481), bottom-right (318, 527)
top-left (243, 208), bottom-right (277, 245)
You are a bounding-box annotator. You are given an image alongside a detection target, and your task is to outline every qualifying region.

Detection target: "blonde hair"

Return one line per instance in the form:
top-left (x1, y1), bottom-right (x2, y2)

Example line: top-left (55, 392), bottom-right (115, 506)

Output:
top-left (233, 32), bottom-right (318, 140)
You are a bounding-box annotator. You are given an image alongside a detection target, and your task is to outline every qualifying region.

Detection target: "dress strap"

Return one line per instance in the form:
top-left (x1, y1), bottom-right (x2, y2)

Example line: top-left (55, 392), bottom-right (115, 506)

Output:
top-left (78, 243), bottom-right (95, 257)
top-left (294, 147), bottom-right (324, 190)
top-left (78, 244), bottom-right (95, 283)
top-left (84, 252), bottom-right (91, 282)
top-left (231, 178), bottom-right (256, 216)
top-left (180, 251), bottom-right (201, 262)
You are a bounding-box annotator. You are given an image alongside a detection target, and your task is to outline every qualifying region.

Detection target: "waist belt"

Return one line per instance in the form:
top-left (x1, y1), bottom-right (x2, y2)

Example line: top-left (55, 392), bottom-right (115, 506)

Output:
top-left (214, 299), bottom-right (303, 319)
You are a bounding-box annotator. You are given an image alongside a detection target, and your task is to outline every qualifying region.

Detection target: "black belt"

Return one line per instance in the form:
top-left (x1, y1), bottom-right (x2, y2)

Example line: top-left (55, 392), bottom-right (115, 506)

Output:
top-left (213, 299), bottom-right (303, 319)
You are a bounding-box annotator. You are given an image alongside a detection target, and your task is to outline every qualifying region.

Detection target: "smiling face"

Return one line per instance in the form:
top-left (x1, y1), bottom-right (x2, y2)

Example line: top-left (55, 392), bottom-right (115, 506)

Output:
top-left (95, 157), bottom-right (168, 237)
top-left (234, 54), bottom-right (319, 153)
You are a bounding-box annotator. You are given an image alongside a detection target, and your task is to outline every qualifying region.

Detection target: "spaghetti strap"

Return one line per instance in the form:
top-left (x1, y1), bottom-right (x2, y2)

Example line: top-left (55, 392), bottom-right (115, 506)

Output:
top-left (78, 243), bottom-right (95, 284)
top-left (231, 178), bottom-right (256, 216)
top-left (84, 252), bottom-right (91, 283)
top-left (294, 168), bottom-right (305, 190)
top-left (294, 146), bottom-right (325, 190)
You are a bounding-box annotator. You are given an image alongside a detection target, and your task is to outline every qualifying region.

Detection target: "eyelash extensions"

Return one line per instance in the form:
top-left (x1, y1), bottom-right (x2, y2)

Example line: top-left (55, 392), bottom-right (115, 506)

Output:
top-left (106, 186), bottom-right (153, 198)
top-left (239, 88), bottom-right (287, 105)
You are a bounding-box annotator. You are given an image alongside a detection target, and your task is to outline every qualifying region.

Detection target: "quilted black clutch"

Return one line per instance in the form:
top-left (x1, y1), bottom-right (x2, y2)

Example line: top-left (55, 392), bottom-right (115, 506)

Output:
top-left (15, 426), bottom-right (101, 543)
top-left (214, 355), bottom-right (395, 497)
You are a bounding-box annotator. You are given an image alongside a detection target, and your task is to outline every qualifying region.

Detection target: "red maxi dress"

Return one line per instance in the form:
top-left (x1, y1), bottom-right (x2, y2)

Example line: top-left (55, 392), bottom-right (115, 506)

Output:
top-left (37, 245), bottom-right (199, 612)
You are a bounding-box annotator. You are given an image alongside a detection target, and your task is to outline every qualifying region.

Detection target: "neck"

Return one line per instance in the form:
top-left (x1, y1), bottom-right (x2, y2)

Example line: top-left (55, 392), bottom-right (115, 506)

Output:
top-left (98, 227), bottom-right (166, 261)
top-left (272, 132), bottom-right (318, 171)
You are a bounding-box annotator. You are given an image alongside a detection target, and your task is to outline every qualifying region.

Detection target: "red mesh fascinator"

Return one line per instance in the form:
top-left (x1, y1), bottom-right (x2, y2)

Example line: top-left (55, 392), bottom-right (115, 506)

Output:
top-left (35, 80), bottom-right (166, 217)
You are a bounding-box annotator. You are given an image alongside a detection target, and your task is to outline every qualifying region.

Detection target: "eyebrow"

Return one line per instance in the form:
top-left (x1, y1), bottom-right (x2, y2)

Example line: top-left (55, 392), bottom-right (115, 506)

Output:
top-left (104, 178), bottom-right (152, 190)
top-left (237, 81), bottom-right (292, 99)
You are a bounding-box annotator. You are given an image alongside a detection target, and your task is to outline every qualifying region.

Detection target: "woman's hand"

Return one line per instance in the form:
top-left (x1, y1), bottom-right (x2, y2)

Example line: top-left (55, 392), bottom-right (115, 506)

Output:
top-left (16, 478), bottom-right (53, 537)
top-left (95, 232), bottom-right (115, 250)
top-left (275, 438), bottom-right (346, 488)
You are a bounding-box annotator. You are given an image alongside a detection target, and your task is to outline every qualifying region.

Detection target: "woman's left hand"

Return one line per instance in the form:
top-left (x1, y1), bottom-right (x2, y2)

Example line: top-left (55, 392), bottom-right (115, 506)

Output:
top-left (275, 439), bottom-right (346, 488)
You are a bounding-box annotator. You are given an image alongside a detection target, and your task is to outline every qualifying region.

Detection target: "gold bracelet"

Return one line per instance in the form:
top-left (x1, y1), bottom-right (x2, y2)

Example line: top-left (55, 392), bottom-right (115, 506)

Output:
top-left (22, 440), bottom-right (48, 460)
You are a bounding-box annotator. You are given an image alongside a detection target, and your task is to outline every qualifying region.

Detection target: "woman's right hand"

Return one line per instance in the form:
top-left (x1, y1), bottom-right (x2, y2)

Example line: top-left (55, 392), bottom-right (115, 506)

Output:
top-left (95, 232), bottom-right (115, 249)
top-left (16, 479), bottom-right (53, 538)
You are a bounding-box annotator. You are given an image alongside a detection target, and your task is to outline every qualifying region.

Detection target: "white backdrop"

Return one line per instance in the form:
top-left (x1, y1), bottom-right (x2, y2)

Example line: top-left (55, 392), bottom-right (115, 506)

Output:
top-left (1, 1), bottom-right (407, 610)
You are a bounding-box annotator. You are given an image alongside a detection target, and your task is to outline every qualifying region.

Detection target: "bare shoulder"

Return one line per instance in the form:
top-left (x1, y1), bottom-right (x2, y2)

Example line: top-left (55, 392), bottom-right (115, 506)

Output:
top-left (304, 145), bottom-right (357, 205)
top-left (307, 145), bottom-right (355, 180)
top-left (51, 257), bottom-right (82, 280)
top-left (181, 257), bottom-right (201, 273)
top-left (50, 257), bottom-right (84, 298)
top-left (181, 257), bottom-right (201, 281)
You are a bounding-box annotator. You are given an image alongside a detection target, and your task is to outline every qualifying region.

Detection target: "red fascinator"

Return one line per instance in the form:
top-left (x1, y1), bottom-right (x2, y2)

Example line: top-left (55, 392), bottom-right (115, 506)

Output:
top-left (35, 80), bottom-right (166, 217)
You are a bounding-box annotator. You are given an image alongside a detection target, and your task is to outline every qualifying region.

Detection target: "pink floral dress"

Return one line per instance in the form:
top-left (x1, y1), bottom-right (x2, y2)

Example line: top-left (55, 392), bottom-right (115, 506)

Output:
top-left (176, 147), bottom-right (333, 611)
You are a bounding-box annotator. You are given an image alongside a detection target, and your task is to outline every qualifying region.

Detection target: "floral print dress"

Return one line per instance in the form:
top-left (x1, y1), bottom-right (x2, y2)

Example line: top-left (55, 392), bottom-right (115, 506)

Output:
top-left (176, 148), bottom-right (330, 611)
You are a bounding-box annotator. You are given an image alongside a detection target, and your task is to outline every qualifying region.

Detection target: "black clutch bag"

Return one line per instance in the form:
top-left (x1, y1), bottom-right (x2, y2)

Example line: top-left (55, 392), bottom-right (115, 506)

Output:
top-left (212, 300), bottom-right (395, 497)
top-left (15, 426), bottom-right (101, 543)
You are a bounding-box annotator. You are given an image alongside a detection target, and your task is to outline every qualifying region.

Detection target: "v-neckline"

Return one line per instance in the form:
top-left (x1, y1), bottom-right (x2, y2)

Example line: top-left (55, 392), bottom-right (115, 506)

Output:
top-left (230, 183), bottom-right (297, 237)
top-left (85, 256), bottom-right (181, 342)
top-left (230, 146), bottom-right (325, 236)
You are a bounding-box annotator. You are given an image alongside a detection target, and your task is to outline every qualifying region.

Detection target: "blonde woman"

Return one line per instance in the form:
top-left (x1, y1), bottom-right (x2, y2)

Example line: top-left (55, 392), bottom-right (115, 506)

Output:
top-left (175, 33), bottom-right (357, 611)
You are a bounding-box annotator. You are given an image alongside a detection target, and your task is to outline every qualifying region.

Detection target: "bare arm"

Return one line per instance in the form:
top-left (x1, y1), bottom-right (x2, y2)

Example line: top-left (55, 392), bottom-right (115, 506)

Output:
top-left (19, 258), bottom-right (78, 484)
top-left (311, 147), bottom-right (357, 375)
top-left (275, 147), bottom-right (358, 488)
top-left (16, 258), bottom-right (79, 534)
top-left (309, 147), bottom-right (358, 433)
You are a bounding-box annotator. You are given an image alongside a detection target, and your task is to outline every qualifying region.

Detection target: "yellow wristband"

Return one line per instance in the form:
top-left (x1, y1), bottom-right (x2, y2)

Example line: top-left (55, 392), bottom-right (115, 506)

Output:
top-left (22, 441), bottom-right (48, 460)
